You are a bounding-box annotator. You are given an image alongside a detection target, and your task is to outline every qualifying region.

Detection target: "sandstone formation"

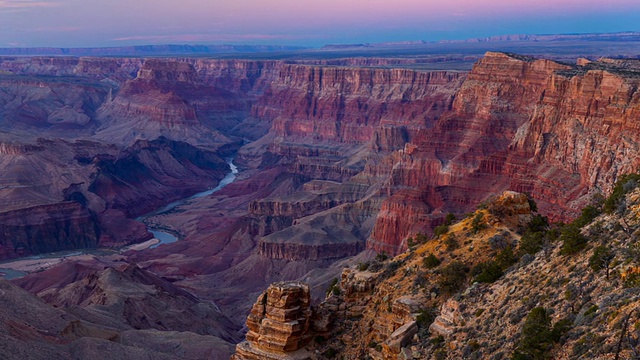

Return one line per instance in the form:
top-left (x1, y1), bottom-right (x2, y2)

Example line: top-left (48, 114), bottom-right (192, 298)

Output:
top-left (428, 298), bottom-right (463, 336)
top-left (232, 282), bottom-right (313, 360)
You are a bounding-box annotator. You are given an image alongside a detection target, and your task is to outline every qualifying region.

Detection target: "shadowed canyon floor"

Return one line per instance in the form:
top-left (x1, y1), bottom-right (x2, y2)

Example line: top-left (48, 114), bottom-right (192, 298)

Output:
top-left (1, 42), bottom-right (640, 358)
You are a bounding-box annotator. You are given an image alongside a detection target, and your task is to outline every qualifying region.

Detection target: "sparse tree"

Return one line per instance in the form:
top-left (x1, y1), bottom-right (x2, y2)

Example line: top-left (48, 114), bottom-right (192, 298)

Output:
top-left (589, 245), bottom-right (614, 278)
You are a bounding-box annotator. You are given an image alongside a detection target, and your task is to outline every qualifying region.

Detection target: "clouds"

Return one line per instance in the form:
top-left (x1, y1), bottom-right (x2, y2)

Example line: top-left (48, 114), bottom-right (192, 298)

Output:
top-left (111, 33), bottom-right (307, 43)
top-left (0, 0), bottom-right (638, 47)
top-left (0, 0), bottom-right (56, 9)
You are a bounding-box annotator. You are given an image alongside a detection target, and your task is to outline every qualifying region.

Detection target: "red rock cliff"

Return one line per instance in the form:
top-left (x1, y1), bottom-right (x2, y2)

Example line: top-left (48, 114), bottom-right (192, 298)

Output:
top-left (369, 53), bottom-right (640, 255)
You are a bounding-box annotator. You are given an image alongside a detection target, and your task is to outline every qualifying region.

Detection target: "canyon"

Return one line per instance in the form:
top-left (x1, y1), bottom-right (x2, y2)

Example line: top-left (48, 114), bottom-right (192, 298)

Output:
top-left (0, 47), bottom-right (640, 359)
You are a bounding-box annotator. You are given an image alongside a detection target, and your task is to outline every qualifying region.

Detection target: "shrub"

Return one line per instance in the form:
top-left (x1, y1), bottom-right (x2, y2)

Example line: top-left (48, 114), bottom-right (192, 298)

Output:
top-left (473, 261), bottom-right (503, 283)
top-left (584, 305), bottom-right (599, 317)
top-left (488, 234), bottom-right (508, 250)
top-left (471, 213), bottom-right (486, 234)
top-left (512, 307), bottom-right (553, 360)
top-left (519, 231), bottom-right (544, 255)
top-left (433, 224), bottom-right (449, 238)
top-left (416, 308), bottom-right (437, 327)
top-left (550, 318), bottom-right (572, 343)
top-left (445, 213), bottom-right (456, 226)
top-left (573, 205), bottom-right (601, 228)
top-left (527, 214), bottom-right (549, 233)
top-left (376, 252), bottom-right (388, 262)
top-left (415, 233), bottom-right (428, 244)
top-left (589, 245), bottom-right (614, 277)
top-left (526, 194), bottom-right (538, 212)
top-left (496, 245), bottom-right (518, 269)
top-left (559, 225), bottom-right (588, 256)
top-left (445, 234), bottom-right (459, 251)
top-left (439, 261), bottom-right (468, 293)
top-left (323, 347), bottom-right (338, 358)
top-left (423, 253), bottom-right (441, 269)
top-left (326, 278), bottom-right (339, 296)
top-left (603, 173), bottom-right (640, 213)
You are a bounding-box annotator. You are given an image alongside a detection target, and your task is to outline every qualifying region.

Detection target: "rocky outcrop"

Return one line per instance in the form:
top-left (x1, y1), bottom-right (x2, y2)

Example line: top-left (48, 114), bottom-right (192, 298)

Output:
top-left (429, 299), bottom-right (463, 336)
top-left (305, 191), bottom-right (538, 359)
top-left (232, 282), bottom-right (313, 360)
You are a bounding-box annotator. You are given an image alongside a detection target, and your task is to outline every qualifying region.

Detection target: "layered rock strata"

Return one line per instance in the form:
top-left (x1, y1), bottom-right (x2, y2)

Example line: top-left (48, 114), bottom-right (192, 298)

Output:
top-left (369, 53), bottom-right (640, 255)
top-left (232, 282), bottom-right (313, 360)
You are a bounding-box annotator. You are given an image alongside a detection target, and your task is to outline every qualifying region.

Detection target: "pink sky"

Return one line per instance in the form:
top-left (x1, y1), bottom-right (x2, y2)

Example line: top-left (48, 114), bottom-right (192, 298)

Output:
top-left (0, 0), bottom-right (638, 47)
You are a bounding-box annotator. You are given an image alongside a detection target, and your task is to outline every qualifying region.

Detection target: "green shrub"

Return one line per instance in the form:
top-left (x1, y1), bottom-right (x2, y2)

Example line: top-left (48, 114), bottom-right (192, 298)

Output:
top-left (527, 214), bottom-right (549, 233)
top-left (589, 246), bottom-right (614, 276)
top-left (408, 233), bottom-right (429, 248)
top-left (416, 308), bottom-right (436, 328)
top-left (559, 225), bottom-right (588, 255)
top-left (323, 347), bottom-right (338, 358)
top-left (623, 272), bottom-right (640, 288)
top-left (550, 318), bottom-right (572, 343)
top-left (357, 262), bottom-right (370, 271)
top-left (495, 245), bottom-right (518, 269)
top-left (473, 261), bottom-right (503, 283)
top-left (445, 213), bottom-right (456, 226)
top-left (376, 252), bottom-right (388, 262)
top-left (526, 194), bottom-right (538, 212)
top-left (423, 253), bottom-right (441, 269)
top-left (445, 234), bottom-right (459, 251)
top-left (326, 278), bottom-right (339, 296)
top-left (512, 307), bottom-right (553, 360)
top-left (438, 261), bottom-right (468, 294)
top-left (519, 231), bottom-right (544, 255)
top-left (407, 237), bottom-right (415, 248)
top-left (573, 205), bottom-right (601, 228)
top-left (471, 212), bottom-right (486, 234)
top-left (603, 173), bottom-right (640, 213)
top-left (584, 305), bottom-right (599, 317)
top-left (433, 224), bottom-right (449, 238)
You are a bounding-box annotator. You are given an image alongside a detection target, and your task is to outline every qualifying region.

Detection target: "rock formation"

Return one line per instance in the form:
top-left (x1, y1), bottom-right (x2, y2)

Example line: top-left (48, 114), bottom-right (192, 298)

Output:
top-left (3, 50), bottom-right (640, 359)
top-left (232, 282), bottom-right (313, 360)
top-left (369, 53), bottom-right (640, 255)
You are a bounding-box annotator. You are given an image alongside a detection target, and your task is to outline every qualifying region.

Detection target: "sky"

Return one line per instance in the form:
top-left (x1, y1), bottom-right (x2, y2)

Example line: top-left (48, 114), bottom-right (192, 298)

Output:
top-left (0, 0), bottom-right (639, 48)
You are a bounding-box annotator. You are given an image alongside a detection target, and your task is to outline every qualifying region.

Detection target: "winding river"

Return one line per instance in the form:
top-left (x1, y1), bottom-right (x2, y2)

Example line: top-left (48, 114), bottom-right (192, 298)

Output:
top-left (143, 157), bottom-right (238, 248)
top-left (0, 157), bottom-right (239, 279)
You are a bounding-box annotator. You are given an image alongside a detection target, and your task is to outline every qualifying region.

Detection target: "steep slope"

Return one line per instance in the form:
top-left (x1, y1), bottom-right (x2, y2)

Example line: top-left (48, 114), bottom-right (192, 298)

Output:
top-left (235, 187), bottom-right (640, 359)
top-left (369, 53), bottom-right (640, 255)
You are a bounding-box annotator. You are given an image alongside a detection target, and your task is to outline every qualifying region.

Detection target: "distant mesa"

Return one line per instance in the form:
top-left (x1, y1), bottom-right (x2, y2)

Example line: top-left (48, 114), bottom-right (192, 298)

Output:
top-left (0, 44), bottom-right (307, 57)
top-left (438, 31), bottom-right (640, 43)
top-left (321, 43), bottom-right (373, 50)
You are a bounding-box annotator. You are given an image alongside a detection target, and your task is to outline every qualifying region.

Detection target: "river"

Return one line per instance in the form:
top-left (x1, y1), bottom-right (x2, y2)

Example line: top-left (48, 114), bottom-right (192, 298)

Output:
top-left (0, 157), bottom-right (239, 279)
top-left (143, 157), bottom-right (238, 247)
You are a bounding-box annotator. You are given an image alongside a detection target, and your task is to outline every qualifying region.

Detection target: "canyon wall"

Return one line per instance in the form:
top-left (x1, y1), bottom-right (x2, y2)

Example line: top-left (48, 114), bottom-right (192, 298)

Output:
top-left (369, 53), bottom-right (640, 255)
top-left (3, 52), bottom-right (640, 263)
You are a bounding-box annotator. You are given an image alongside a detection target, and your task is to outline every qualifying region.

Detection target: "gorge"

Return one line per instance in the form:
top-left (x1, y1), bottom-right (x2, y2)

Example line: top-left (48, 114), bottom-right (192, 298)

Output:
top-left (0, 47), bottom-right (640, 359)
